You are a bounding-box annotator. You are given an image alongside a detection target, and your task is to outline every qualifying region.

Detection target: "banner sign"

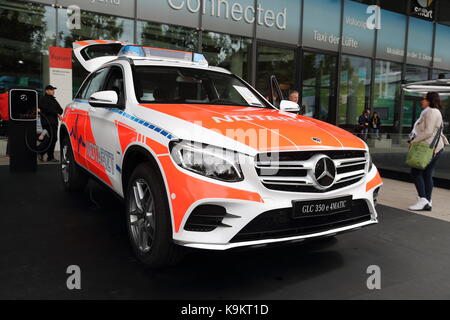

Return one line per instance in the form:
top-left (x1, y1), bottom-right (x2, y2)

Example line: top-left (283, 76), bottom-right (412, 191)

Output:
top-left (49, 47), bottom-right (73, 109)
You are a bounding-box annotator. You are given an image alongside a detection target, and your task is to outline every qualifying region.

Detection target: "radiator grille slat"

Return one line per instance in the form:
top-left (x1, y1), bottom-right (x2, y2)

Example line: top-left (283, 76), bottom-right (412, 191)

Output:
top-left (255, 150), bottom-right (367, 193)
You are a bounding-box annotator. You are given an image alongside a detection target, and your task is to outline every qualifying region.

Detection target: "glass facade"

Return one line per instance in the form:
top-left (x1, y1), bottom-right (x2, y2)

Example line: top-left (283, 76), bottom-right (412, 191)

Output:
top-left (403, 64), bottom-right (430, 131)
top-left (0, 0), bottom-right (55, 93)
top-left (1, 0), bottom-right (450, 137)
top-left (339, 55), bottom-right (372, 127)
top-left (202, 32), bottom-right (251, 81)
top-left (137, 21), bottom-right (198, 52)
top-left (57, 8), bottom-right (134, 96)
top-left (373, 60), bottom-right (402, 129)
top-left (255, 45), bottom-right (295, 98)
top-left (301, 51), bottom-right (337, 122)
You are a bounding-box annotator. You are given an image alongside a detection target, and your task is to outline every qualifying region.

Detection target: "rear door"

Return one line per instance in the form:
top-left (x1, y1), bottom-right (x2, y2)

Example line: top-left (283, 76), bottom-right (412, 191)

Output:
top-left (73, 40), bottom-right (128, 72)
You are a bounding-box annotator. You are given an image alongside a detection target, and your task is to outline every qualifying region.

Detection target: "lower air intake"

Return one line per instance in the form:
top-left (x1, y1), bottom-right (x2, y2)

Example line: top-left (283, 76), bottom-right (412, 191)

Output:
top-left (184, 205), bottom-right (231, 232)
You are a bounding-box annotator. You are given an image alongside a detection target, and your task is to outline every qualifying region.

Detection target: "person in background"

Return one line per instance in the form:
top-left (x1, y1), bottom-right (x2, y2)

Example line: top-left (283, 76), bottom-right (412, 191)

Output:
top-left (358, 109), bottom-right (371, 141)
top-left (288, 90), bottom-right (299, 104)
top-left (369, 111), bottom-right (382, 140)
top-left (408, 92), bottom-right (448, 211)
top-left (38, 85), bottom-right (63, 162)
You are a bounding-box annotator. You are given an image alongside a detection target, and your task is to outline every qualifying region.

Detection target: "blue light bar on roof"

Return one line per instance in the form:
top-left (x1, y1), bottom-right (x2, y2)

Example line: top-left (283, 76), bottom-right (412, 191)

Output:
top-left (118, 45), bottom-right (145, 57)
top-left (118, 45), bottom-right (208, 66)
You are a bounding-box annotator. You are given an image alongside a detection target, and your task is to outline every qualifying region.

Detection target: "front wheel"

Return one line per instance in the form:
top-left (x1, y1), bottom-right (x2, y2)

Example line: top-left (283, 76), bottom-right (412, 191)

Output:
top-left (125, 163), bottom-right (185, 268)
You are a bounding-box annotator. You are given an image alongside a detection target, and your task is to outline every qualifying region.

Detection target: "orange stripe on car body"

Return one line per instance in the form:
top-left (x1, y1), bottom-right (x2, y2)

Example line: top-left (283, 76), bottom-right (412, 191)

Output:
top-left (115, 121), bottom-right (138, 154)
top-left (158, 155), bottom-right (263, 232)
top-left (366, 170), bottom-right (382, 192)
top-left (84, 115), bottom-right (113, 187)
top-left (74, 41), bottom-right (91, 47)
top-left (146, 137), bottom-right (169, 155)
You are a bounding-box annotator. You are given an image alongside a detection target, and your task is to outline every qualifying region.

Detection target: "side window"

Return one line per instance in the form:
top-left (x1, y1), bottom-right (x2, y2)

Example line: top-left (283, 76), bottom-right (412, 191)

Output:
top-left (104, 66), bottom-right (125, 105)
top-left (76, 76), bottom-right (92, 99)
top-left (80, 68), bottom-right (110, 100)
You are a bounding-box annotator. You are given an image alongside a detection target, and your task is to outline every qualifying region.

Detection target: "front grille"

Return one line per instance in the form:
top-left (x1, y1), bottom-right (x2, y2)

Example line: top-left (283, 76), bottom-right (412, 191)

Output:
top-left (255, 150), bottom-right (367, 193)
top-left (230, 199), bottom-right (372, 243)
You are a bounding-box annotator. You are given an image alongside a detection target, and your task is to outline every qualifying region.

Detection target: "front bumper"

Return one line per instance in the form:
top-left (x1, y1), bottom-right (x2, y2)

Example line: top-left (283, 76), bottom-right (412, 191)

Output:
top-left (176, 219), bottom-right (377, 250)
top-left (171, 162), bottom-right (382, 250)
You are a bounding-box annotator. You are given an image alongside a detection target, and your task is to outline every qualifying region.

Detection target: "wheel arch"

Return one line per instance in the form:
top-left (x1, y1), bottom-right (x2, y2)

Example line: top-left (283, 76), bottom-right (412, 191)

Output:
top-left (59, 124), bottom-right (70, 143)
top-left (121, 144), bottom-right (175, 232)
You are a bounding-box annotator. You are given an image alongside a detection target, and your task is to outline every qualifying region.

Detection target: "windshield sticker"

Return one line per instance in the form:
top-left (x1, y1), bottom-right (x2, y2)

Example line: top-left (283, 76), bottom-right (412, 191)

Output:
top-left (212, 115), bottom-right (305, 123)
top-left (233, 85), bottom-right (262, 106)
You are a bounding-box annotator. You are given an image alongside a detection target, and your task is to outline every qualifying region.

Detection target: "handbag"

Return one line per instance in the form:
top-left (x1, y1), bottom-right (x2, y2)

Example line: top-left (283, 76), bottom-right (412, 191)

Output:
top-left (406, 125), bottom-right (443, 169)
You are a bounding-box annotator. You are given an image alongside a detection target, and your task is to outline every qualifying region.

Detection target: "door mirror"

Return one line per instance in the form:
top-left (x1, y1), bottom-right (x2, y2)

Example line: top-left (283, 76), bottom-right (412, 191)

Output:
top-left (88, 90), bottom-right (118, 108)
top-left (280, 100), bottom-right (300, 113)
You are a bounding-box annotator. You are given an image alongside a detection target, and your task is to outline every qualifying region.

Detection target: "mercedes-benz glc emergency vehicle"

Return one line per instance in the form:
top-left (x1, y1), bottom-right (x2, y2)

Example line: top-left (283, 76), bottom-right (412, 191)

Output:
top-left (60, 40), bottom-right (382, 267)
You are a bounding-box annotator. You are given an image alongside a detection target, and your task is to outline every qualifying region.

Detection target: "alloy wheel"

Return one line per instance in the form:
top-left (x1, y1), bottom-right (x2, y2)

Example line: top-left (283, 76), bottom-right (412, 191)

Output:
top-left (129, 179), bottom-right (156, 253)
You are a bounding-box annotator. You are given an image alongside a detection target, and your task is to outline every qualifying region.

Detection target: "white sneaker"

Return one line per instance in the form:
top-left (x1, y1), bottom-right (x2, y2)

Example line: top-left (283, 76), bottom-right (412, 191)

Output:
top-left (409, 198), bottom-right (432, 211)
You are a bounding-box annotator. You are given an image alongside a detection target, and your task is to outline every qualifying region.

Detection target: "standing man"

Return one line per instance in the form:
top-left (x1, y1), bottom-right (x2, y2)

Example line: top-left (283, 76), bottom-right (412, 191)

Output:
top-left (39, 85), bottom-right (63, 162)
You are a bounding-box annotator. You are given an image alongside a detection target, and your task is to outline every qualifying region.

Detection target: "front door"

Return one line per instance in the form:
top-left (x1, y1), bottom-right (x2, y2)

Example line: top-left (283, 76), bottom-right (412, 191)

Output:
top-left (86, 65), bottom-right (126, 191)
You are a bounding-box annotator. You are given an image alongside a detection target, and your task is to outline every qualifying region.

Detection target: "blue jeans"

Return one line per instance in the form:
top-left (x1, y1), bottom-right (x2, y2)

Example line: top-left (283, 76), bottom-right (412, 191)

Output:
top-left (411, 150), bottom-right (443, 201)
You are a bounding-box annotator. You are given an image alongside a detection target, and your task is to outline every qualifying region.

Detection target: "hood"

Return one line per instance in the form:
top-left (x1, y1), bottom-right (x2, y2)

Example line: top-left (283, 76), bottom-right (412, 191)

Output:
top-left (138, 104), bottom-right (366, 152)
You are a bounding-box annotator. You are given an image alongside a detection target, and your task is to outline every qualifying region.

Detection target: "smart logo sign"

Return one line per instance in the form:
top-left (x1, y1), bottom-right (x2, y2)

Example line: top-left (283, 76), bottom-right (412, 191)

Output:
top-left (411, 0), bottom-right (434, 20)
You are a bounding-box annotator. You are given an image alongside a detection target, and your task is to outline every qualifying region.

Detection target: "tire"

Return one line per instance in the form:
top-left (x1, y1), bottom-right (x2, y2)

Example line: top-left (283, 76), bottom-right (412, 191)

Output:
top-left (60, 135), bottom-right (88, 192)
top-left (125, 162), bottom-right (185, 268)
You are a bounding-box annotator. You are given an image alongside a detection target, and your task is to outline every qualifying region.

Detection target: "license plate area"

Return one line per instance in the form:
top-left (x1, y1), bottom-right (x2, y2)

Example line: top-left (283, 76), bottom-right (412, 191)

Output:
top-left (292, 196), bottom-right (353, 219)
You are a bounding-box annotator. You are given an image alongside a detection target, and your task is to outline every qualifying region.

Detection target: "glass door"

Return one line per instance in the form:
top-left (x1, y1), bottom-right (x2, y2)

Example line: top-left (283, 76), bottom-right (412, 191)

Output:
top-left (403, 95), bottom-right (422, 132)
top-left (301, 51), bottom-right (337, 123)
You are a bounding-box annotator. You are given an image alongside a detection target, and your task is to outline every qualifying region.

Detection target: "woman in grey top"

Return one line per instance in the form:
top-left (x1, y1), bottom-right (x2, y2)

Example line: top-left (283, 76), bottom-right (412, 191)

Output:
top-left (408, 92), bottom-right (448, 211)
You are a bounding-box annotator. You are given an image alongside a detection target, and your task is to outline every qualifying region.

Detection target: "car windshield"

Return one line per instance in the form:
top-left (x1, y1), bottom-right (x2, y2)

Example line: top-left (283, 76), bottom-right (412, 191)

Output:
top-left (133, 66), bottom-right (270, 108)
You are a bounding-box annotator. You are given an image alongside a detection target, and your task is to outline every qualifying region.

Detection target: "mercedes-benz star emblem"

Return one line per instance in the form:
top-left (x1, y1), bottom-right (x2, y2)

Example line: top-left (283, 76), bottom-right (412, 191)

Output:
top-left (313, 156), bottom-right (336, 190)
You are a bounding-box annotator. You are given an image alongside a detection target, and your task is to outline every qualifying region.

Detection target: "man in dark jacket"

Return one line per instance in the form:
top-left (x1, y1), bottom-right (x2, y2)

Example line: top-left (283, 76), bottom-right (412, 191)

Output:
top-left (39, 85), bottom-right (63, 162)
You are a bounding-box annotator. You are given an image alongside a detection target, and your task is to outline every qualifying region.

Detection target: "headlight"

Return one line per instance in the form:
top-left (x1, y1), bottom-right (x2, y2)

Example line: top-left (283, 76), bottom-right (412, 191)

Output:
top-left (169, 140), bottom-right (244, 182)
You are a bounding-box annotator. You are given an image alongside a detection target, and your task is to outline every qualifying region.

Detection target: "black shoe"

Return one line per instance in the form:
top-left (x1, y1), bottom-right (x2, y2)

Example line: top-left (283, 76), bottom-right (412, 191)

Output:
top-left (47, 158), bottom-right (59, 163)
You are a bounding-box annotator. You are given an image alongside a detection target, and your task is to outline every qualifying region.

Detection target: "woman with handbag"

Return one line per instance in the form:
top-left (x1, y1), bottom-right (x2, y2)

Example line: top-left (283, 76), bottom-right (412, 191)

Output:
top-left (407, 92), bottom-right (448, 211)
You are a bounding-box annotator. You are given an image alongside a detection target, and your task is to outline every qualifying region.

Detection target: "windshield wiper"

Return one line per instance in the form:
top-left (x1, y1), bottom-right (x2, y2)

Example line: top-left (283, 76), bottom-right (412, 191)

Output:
top-left (209, 99), bottom-right (262, 107)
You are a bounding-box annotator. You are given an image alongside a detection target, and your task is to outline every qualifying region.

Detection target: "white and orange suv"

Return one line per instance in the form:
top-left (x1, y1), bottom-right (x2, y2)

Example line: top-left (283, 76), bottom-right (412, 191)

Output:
top-left (60, 40), bottom-right (382, 267)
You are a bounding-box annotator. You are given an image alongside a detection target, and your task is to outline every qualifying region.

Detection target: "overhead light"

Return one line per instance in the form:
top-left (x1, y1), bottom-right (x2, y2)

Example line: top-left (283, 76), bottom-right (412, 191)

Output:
top-left (18, 60), bottom-right (24, 64)
top-left (406, 85), bottom-right (450, 90)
